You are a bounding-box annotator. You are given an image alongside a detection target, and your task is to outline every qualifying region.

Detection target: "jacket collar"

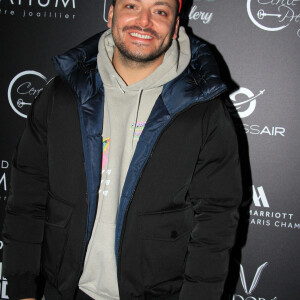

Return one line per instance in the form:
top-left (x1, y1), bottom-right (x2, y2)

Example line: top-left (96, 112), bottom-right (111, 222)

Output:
top-left (53, 33), bottom-right (103, 104)
top-left (53, 31), bottom-right (226, 114)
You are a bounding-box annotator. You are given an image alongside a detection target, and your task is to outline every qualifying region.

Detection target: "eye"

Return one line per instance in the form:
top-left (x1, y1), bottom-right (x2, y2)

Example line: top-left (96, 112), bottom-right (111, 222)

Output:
top-left (125, 4), bottom-right (135, 9)
top-left (155, 10), bottom-right (167, 16)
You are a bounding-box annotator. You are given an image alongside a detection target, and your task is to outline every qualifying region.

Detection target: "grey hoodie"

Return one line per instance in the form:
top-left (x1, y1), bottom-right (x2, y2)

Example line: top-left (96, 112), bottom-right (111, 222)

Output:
top-left (78, 27), bottom-right (191, 300)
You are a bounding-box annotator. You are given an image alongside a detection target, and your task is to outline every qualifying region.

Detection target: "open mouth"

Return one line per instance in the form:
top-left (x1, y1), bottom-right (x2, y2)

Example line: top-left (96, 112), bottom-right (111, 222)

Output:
top-left (129, 32), bottom-right (153, 40)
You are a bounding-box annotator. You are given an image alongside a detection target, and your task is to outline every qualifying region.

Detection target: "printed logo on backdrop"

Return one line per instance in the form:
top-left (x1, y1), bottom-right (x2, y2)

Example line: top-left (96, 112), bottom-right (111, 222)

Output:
top-left (230, 87), bottom-right (265, 118)
top-left (0, 0), bottom-right (76, 20)
top-left (247, 0), bottom-right (300, 38)
top-left (183, 0), bottom-right (215, 24)
top-left (0, 262), bottom-right (8, 299)
top-left (228, 87), bottom-right (286, 137)
top-left (0, 160), bottom-right (9, 201)
top-left (233, 262), bottom-right (277, 300)
top-left (8, 70), bottom-right (49, 118)
top-left (102, 0), bottom-right (110, 23)
top-left (250, 185), bottom-right (300, 229)
top-left (103, 0), bottom-right (214, 24)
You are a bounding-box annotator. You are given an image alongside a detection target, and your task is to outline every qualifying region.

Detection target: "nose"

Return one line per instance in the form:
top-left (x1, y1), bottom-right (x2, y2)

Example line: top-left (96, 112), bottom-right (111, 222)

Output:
top-left (137, 9), bottom-right (152, 28)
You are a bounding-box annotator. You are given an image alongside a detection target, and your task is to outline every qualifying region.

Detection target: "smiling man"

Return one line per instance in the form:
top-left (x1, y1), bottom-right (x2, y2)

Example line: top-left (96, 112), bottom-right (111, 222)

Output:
top-left (3, 0), bottom-right (242, 299)
top-left (108, 0), bottom-right (180, 85)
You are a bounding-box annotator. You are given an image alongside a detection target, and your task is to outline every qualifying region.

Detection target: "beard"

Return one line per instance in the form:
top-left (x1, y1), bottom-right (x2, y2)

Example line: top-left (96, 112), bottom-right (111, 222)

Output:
top-left (111, 24), bottom-right (175, 64)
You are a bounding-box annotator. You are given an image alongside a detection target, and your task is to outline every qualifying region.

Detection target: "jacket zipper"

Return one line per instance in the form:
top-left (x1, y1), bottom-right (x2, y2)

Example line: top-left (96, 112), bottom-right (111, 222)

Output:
top-left (117, 90), bottom-right (226, 280)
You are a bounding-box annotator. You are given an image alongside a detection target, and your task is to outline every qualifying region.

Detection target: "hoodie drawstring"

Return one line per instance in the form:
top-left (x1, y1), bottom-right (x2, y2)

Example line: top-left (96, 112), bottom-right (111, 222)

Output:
top-left (131, 88), bottom-right (143, 152)
top-left (111, 75), bottom-right (125, 94)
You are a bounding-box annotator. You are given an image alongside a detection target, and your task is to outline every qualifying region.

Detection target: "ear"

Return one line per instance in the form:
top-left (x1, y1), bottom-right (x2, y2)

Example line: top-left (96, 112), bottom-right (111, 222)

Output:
top-left (172, 16), bottom-right (180, 39)
top-left (107, 5), bottom-right (114, 28)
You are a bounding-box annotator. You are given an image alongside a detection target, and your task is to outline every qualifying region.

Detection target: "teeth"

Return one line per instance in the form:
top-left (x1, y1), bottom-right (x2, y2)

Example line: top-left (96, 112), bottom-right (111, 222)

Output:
top-left (130, 32), bottom-right (152, 39)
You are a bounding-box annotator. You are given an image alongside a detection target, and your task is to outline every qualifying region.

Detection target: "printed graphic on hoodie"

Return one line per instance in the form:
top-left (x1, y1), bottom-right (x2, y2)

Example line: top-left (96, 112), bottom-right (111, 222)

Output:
top-left (99, 170), bottom-right (111, 197)
top-left (100, 137), bottom-right (111, 197)
top-left (102, 137), bottom-right (110, 168)
top-left (131, 122), bottom-right (146, 140)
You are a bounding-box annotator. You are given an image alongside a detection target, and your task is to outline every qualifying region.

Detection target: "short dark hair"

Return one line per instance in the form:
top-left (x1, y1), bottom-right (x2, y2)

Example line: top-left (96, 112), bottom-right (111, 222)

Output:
top-left (111, 0), bottom-right (179, 14)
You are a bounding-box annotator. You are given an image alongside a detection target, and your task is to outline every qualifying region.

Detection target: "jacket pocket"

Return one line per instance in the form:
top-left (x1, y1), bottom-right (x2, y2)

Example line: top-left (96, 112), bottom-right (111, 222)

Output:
top-left (138, 206), bottom-right (194, 291)
top-left (42, 191), bottom-right (73, 277)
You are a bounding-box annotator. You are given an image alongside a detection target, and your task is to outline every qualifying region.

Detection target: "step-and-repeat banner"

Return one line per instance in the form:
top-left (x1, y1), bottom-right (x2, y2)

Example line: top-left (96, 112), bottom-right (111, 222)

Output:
top-left (0, 1), bottom-right (299, 299)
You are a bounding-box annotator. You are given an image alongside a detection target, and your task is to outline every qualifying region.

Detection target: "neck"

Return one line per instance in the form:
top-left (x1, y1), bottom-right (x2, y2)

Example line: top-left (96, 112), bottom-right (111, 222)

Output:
top-left (112, 48), bottom-right (164, 86)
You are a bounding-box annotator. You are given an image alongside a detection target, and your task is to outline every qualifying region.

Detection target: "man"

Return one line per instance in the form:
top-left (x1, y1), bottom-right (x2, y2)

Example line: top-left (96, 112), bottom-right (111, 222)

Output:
top-left (3, 0), bottom-right (242, 299)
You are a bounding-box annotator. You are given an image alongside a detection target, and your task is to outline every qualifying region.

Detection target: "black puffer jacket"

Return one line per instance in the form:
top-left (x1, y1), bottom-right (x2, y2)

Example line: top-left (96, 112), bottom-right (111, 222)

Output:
top-left (3, 32), bottom-right (242, 300)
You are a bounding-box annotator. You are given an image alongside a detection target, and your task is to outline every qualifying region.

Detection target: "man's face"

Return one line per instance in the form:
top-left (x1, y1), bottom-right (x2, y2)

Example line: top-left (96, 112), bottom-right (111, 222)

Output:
top-left (107, 0), bottom-right (179, 64)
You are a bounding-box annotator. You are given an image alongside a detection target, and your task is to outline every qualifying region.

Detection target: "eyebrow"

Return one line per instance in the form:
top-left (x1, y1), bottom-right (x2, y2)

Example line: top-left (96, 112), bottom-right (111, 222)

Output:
top-left (154, 1), bottom-right (173, 9)
top-left (127, 0), bottom-right (173, 9)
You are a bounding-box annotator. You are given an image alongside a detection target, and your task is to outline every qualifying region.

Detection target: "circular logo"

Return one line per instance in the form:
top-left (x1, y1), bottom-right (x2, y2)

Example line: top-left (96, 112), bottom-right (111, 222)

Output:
top-left (8, 70), bottom-right (48, 118)
top-left (229, 87), bottom-right (265, 118)
top-left (247, 0), bottom-right (290, 32)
